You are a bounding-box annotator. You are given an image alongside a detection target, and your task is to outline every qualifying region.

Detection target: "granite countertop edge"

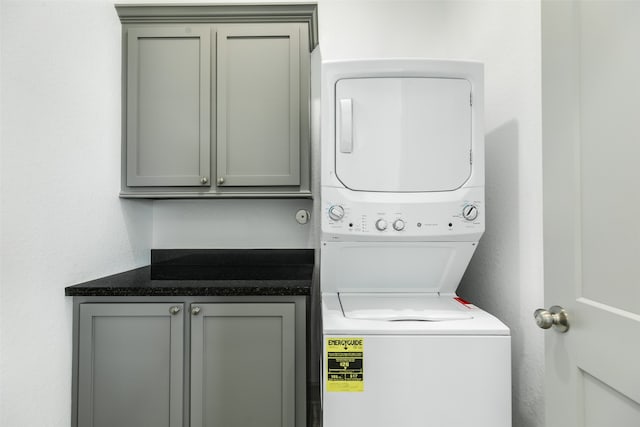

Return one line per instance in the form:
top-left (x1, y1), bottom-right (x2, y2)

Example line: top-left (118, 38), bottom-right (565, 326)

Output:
top-left (65, 262), bottom-right (314, 297)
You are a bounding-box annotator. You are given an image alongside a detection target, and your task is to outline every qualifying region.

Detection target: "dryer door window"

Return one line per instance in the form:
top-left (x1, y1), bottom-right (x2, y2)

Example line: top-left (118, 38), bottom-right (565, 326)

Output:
top-left (335, 77), bottom-right (472, 192)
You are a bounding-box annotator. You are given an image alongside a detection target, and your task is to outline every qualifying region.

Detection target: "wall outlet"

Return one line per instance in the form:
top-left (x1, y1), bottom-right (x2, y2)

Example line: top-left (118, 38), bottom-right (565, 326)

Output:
top-left (295, 209), bottom-right (310, 224)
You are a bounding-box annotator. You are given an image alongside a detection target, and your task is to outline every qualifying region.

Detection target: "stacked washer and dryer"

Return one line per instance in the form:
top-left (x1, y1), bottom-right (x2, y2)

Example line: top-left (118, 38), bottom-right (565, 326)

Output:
top-left (319, 59), bottom-right (511, 427)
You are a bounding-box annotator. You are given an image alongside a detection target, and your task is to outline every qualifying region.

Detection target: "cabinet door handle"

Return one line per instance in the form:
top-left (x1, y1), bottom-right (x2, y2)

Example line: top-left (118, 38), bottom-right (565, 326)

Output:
top-left (191, 306), bottom-right (201, 315)
top-left (217, 177), bottom-right (225, 185)
top-left (169, 306), bottom-right (181, 315)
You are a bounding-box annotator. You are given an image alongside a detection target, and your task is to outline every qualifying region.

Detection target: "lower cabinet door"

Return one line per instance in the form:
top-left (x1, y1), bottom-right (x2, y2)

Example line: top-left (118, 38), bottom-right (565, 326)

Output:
top-left (77, 303), bottom-right (184, 427)
top-left (190, 303), bottom-right (296, 427)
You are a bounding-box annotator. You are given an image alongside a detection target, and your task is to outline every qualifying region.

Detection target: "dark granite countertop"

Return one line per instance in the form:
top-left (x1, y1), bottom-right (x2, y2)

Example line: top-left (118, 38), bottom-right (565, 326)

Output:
top-left (65, 249), bottom-right (314, 297)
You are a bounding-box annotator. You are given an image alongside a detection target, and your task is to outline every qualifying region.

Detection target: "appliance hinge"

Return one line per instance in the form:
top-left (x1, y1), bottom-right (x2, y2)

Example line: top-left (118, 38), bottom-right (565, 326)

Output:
top-left (470, 93), bottom-right (473, 106)
top-left (470, 150), bottom-right (473, 164)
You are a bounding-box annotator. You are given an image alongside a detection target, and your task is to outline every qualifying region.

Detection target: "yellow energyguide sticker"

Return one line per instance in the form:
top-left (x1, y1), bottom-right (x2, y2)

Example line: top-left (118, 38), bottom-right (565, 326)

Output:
top-left (326, 337), bottom-right (364, 392)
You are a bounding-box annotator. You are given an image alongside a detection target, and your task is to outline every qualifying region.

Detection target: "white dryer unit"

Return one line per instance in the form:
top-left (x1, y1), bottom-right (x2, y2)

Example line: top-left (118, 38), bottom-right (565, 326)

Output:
top-left (320, 59), bottom-right (511, 427)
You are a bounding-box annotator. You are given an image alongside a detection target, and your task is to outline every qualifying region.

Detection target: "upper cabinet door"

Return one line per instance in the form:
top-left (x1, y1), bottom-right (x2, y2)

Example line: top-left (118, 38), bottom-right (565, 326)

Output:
top-left (216, 24), bottom-right (301, 187)
top-left (126, 26), bottom-right (211, 187)
top-left (335, 77), bottom-right (472, 192)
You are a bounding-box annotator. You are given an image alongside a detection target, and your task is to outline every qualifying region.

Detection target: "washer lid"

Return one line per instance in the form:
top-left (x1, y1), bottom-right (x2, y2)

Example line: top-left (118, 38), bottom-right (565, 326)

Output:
top-left (339, 293), bottom-right (473, 321)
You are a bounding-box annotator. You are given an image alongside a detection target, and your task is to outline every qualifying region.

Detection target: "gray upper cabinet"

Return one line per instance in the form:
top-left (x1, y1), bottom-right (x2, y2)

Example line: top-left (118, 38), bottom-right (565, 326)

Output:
top-left (126, 27), bottom-right (211, 187)
top-left (216, 24), bottom-right (300, 187)
top-left (116, 4), bottom-right (317, 198)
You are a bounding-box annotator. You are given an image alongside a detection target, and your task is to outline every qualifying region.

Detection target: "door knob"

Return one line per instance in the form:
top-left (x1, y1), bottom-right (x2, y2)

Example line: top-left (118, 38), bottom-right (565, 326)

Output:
top-left (534, 306), bottom-right (569, 333)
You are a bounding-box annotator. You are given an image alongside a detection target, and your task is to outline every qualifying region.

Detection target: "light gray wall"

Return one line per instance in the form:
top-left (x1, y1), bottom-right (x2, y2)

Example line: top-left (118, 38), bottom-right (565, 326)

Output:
top-left (0, 1), bottom-right (152, 425)
top-left (153, 199), bottom-right (315, 249)
top-left (0, 1), bottom-right (543, 427)
top-left (0, 2), bottom-right (3, 422)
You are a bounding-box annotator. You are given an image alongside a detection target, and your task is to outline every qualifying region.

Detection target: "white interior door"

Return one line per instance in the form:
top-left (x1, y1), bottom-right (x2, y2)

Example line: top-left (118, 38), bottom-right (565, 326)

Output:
top-left (542, 2), bottom-right (640, 426)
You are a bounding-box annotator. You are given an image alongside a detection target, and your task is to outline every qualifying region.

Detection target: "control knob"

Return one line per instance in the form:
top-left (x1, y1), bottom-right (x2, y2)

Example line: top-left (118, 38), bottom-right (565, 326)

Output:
top-left (328, 205), bottom-right (345, 221)
top-left (375, 219), bottom-right (388, 231)
top-left (462, 204), bottom-right (479, 221)
top-left (393, 219), bottom-right (406, 231)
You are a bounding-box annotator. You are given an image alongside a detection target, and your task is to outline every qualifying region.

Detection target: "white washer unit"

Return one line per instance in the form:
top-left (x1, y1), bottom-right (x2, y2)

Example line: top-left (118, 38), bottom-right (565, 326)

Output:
top-left (320, 59), bottom-right (511, 427)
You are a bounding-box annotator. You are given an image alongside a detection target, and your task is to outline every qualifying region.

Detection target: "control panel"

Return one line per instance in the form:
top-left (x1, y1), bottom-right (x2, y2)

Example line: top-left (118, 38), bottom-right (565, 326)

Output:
top-left (321, 187), bottom-right (484, 241)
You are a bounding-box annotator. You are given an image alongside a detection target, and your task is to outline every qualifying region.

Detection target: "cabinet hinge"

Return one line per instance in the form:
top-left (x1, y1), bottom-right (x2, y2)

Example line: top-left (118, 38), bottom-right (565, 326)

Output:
top-left (470, 150), bottom-right (473, 165)
top-left (470, 93), bottom-right (473, 107)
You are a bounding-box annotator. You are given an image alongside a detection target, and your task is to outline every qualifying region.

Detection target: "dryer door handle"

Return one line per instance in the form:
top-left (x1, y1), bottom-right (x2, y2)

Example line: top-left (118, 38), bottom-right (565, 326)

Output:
top-left (339, 98), bottom-right (353, 153)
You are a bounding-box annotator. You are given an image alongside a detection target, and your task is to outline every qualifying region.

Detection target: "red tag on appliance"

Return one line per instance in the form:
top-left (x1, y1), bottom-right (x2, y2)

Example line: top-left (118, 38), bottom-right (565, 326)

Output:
top-left (454, 297), bottom-right (473, 307)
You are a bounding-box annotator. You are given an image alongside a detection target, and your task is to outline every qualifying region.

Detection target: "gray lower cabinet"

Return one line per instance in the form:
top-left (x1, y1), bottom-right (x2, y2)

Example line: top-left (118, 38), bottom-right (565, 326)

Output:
top-left (117, 4), bottom-right (317, 198)
top-left (190, 303), bottom-right (296, 427)
top-left (77, 303), bottom-right (185, 427)
top-left (74, 298), bottom-right (305, 427)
